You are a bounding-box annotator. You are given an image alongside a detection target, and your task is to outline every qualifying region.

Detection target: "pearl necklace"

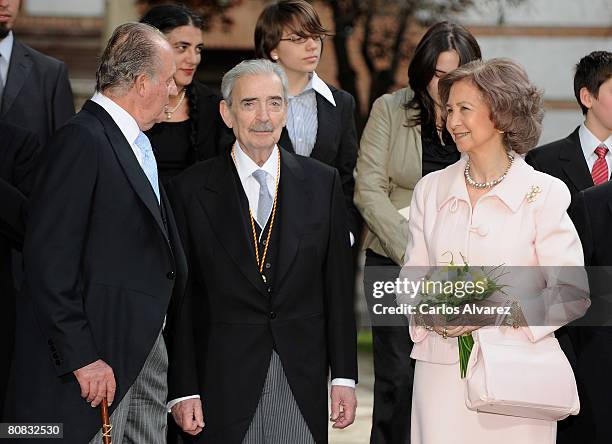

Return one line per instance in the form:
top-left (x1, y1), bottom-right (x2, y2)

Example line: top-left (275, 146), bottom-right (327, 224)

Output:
top-left (165, 88), bottom-right (186, 120)
top-left (464, 152), bottom-right (514, 189)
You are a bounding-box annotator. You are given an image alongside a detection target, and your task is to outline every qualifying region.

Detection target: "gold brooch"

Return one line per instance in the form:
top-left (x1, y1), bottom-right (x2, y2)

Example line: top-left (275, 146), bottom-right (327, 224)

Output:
top-left (526, 185), bottom-right (541, 203)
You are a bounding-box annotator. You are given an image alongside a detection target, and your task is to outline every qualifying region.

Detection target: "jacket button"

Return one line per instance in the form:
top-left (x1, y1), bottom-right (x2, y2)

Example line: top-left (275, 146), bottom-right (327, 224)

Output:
top-left (51, 346), bottom-right (57, 352)
top-left (265, 263), bottom-right (271, 269)
top-left (55, 360), bottom-right (61, 366)
top-left (167, 271), bottom-right (176, 280)
top-left (47, 339), bottom-right (53, 345)
top-left (269, 311), bottom-right (277, 320)
top-left (52, 353), bottom-right (59, 359)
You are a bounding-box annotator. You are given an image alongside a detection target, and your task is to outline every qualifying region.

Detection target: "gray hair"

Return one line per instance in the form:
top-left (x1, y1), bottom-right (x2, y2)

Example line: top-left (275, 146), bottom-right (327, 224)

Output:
top-left (96, 22), bottom-right (168, 95)
top-left (221, 59), bottom-right (289, 106)
top-left (439, 58), bottom-right (544, 154)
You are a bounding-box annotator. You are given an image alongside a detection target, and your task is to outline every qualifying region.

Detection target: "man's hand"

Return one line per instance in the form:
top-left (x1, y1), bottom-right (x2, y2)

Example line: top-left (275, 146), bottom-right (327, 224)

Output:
top-left (330, 385), bottom-right (357, 429)
top-left (73, 359), bottom-right (116, 407)
top-left (171, 398), bottom-right (205, 436)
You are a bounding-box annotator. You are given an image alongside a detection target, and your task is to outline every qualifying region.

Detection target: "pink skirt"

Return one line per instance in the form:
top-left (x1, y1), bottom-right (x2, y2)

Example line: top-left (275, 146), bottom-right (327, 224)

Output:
top-left (411, 360), bottom-right (557, 444)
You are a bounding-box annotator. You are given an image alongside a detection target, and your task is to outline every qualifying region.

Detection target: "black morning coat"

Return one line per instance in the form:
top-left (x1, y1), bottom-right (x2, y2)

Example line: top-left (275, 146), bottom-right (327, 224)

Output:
top-left (166, 148), bottom-right (358, 443)
top-left (8, 101), bottom-right (187, 443)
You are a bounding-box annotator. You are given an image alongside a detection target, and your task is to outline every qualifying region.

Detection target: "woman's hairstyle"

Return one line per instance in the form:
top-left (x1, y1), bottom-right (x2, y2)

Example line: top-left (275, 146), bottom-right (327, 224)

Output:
top-left (405, 21), bottom-right (481, 127)
top-left (140, 3), bottom-right (204, 33)
top-left (140, 4), bottom-right (205, 160)
top-left (254, 0), bottom-right (330, 60)
top-left (438, 58), bottom-right (544, 154)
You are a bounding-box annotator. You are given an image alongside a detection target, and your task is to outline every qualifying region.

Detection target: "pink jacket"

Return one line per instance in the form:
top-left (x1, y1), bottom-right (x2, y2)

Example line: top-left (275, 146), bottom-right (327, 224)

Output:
top-left (403, 154), bottom-right (588, 364)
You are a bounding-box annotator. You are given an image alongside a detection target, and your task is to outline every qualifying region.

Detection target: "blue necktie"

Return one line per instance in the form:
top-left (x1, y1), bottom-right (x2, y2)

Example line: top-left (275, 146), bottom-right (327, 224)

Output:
top-left (134, 131), bottom-right (160, 203)
top-left (252, 169), bottom-right (273, 228)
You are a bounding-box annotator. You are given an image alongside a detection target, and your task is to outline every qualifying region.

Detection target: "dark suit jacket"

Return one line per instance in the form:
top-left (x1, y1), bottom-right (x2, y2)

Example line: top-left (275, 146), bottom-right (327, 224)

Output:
top-left (566, 182), bottom-right (612, 444)
top-left (525, 127), bottom-right (593, 210)
top-left (0, 38), bottom-right (75, 146)
top-left (0, 122), bottom-right (39, 247)
top-left (572, 181), bottom-right (612, 266)
top-left (278, 83), bottom-right (361, 239)
top-left (167, 149), bottom-right (357, 443)
top-left (9, 101), bottom-right (187, 443)
top-left (0, 122), bottom-right (40, 418)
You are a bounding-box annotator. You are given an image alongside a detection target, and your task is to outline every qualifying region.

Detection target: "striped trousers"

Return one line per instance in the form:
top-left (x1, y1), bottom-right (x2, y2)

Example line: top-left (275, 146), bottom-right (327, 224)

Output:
top-left (242, 350), bottom-right (316, 444)
top-left (89, 332), bottom-right (168, 444)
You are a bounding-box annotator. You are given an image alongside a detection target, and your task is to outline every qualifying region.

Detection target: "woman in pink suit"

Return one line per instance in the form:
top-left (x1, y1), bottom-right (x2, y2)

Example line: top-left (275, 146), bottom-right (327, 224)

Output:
top-left (403, 59), bottom-right (587, 443)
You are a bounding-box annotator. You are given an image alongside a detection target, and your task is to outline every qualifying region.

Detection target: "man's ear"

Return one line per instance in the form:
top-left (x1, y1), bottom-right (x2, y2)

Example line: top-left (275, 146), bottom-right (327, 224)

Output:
top-left (579, 86), bottom-right (594, 112)
top-left (134, 73), bottom-right (148, 97)
top-left (219, 100), bottom-right (233, 129)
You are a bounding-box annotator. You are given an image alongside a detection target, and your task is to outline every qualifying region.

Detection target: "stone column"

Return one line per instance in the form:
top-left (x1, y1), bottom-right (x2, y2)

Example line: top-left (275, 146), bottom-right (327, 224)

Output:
top-left (103, 0), bottom-right (138, 42)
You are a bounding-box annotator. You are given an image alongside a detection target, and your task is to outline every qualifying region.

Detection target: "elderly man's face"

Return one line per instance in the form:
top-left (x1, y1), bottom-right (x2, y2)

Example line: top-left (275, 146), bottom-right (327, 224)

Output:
top-left (0, 0), bottom-right (20, 38)
top-left (220, 73), bottom-right (286, 153)
top-left (138, 41), bottom-right (177, 131)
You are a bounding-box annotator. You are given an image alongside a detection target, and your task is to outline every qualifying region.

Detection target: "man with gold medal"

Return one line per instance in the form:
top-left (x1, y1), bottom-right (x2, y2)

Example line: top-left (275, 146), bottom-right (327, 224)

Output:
top-left (165, 59), bottom-right (357, 443)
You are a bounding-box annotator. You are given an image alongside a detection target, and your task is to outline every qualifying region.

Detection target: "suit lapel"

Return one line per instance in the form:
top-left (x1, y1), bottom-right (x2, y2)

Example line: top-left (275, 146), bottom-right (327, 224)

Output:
top-left (275, 150), bottom-right (308, 288)
top-left (560, 128), bottom-right (594, 192)
top-left (82, 101), bottom-right (168, 240)
top-left (310, 91), bottom-right (339, 164)
top-left (197, 153), bottom-right (268, 295)
top-left (1, 40), bottom-right (32, 117)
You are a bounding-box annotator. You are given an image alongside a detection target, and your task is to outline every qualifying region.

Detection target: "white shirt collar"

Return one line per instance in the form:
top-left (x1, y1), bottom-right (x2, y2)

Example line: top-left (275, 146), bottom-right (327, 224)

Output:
top-left (0, 31), bottom-right (13, 61)
top-left (233, 140), bottom-right (279, 184)
top-left (310, 72), bottom-right (336, 106)
top-left (291, 72), bottom-right (335, 106)
top-left (91, 91), bottom-right (141, 146)
top-left (579, 122), bottom-right (612, 159)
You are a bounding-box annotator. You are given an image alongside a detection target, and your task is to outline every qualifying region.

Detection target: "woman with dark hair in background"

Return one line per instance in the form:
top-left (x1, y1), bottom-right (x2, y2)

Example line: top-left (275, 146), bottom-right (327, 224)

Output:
top-left (254, 0), bottom-right (361, 243)
top-left (354, 21), bottom-right (481, 443)
top-left (141, 4), bottom-right (230, 185)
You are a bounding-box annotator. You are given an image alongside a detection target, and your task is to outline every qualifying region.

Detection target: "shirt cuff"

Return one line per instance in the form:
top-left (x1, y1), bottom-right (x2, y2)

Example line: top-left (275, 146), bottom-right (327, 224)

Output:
top-left (331, 378), bottom-right (356, 388)
top-left (349, 231), bottom-right (355, 247)
top-left (167, 394), bottom-right (200, 412)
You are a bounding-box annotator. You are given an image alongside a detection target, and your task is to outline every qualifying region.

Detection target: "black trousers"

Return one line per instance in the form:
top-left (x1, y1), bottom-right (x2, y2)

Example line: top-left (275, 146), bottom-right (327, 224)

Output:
top-left (364, 250), bottom-right (414, 444)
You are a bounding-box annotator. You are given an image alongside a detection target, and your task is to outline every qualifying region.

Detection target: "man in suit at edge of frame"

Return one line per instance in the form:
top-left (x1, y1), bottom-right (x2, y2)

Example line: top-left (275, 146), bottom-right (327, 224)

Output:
top-left (8, 22), bottom-right (187, 443)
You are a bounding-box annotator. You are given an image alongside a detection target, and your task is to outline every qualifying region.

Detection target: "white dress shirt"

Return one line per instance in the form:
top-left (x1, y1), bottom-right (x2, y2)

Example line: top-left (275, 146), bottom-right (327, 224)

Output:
top-left (286, 71), bottom-right (335, 157)
top-left (0, 31), bottom-right (14, 91)
top-left (91, 92), bottom-right (145, 168)
top-left (167, 142), bottom-right (355, 412)
top-left (579, 123), bottom-right (612, 179)
top-left (233, 141), bottom-right (279, 230)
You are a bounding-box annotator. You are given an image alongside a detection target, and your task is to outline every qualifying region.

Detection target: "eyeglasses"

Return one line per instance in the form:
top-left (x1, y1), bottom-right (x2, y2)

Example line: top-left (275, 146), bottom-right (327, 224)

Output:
top-left (279, 34), bottom-right (326, 45)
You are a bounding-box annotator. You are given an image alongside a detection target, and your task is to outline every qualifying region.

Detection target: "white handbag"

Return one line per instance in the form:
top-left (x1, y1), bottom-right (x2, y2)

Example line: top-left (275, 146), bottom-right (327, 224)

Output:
top-left (464, 327), bottom-right (580, 421)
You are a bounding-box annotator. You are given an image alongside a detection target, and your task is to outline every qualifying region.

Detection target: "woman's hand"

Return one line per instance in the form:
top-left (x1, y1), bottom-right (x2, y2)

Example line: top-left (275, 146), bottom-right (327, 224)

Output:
top-left (430, 325), bottom-right (479, 338)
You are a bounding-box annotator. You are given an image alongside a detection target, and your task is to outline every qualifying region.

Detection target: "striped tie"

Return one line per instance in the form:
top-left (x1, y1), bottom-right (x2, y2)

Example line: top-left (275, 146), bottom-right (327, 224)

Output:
top-left (591, 144), bottom-right (609, 186)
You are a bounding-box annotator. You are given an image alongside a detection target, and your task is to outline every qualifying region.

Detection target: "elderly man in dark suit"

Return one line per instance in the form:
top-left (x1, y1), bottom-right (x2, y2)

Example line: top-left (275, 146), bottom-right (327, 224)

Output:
top-left (0, 0), bottom-right (74, 145)
top-left (9, 23), bottom-right (187, 443)
top-left (0, 121), bottom-right (39, 418)
top-left (167, 59), bottom-right (357, 443)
